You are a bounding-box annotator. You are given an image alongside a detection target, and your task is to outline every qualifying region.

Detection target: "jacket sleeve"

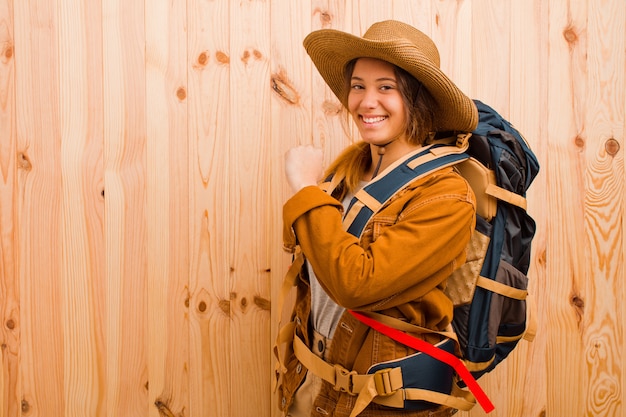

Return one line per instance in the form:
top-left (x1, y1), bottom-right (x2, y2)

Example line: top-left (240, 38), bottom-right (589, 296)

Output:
top-left (282, 185), bottom-right (345, 253)
top-left (282, 171), bottom-right (476, 311)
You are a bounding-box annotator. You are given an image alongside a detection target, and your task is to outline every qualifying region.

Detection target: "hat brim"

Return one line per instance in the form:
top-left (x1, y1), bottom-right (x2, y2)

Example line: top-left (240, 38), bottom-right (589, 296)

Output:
top-left (304, 29), bottom-right (478, 132)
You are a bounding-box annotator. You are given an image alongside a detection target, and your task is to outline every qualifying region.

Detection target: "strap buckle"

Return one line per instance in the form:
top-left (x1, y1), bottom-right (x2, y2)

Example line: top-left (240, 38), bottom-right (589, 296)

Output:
top-left (333, 364), bottom-right (357, 394)
top-left (373, 368), bottom-right (398, 397)
top-left (456, 132), bottom-right (472, 148)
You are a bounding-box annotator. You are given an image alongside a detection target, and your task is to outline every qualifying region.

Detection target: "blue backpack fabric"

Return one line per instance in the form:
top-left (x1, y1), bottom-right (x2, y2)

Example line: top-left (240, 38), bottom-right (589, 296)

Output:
top-left (451, 100), bottom-right (539, 379)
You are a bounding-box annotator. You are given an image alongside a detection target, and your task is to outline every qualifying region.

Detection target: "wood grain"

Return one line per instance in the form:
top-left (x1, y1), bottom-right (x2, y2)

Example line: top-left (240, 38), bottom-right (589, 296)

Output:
top-left (0, 0), bottom-right (17, 415)
top-left (581, 1), bottom-right (624, 415)
top-left (187, 0), bottom-right (231, 416)
top-left (13, 1), bottom-right (65, 415)
top-left (229, 1), bottom-right (274, 415)
top-left (57, 0), bottom-right (105, 414)
top-left (545, 0), bottom-right (591, 415)
top-left (432, 0), bottom-right (471, 96)
top-left (102, 0), bottom-right (149, 415)
top-left (145, 1), bottom-right (189, 417)
top-left (471, 0), bottom-right (510, 116)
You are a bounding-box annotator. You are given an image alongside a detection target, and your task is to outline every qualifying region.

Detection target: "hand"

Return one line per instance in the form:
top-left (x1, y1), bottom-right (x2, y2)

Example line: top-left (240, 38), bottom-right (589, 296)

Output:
top-left (284, 145), bottom-right (324, 193)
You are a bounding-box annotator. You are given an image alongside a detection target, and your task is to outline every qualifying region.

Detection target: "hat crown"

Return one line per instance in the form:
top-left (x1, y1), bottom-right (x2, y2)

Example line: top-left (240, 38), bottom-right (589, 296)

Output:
top-left (362, 20), bottom-right (441, 68)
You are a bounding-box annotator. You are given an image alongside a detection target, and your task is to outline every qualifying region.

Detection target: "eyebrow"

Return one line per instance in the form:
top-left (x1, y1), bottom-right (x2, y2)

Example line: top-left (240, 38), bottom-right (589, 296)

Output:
top-left (351, 75), bottom-right (397, 83)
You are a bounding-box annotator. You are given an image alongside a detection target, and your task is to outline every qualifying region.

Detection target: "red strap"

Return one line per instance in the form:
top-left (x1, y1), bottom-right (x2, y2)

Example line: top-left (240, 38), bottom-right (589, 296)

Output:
top-left (349, 310), bottom-right (495, 413)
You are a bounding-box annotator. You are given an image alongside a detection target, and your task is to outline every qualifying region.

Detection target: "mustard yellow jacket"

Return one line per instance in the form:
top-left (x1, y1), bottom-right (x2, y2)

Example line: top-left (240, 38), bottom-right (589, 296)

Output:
top-left (279, 165), bottom-right (476, 417)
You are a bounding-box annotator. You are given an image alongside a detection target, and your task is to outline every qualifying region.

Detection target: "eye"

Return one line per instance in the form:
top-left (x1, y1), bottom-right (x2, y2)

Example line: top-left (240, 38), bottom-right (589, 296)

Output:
top-left (379, 84), bottom-right (395, 91)
top-left (351, 83), bottom-right (364, 90)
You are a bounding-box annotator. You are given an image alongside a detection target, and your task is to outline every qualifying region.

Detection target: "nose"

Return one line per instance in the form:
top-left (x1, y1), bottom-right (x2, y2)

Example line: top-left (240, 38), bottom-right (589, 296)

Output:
top-left (360, 89), bottom-right (379, 109)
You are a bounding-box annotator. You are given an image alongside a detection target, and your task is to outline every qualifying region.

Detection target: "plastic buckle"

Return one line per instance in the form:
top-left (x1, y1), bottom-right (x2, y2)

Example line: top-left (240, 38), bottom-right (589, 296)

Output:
top-left (373, 368), bottom-right (396, 397)
top-left (333, 365), bottom-right (357, 394)
top-left (456, 132), bottom-right (472, 148)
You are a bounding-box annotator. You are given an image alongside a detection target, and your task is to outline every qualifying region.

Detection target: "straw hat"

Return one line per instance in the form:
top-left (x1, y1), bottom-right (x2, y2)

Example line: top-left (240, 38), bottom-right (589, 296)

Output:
top-left (303, 20), bottom-right (478, 132)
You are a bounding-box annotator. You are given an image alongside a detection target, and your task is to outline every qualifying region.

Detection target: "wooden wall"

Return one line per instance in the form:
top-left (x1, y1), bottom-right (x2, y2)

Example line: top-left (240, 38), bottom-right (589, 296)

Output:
top-left (0, 1), bottom-right (624, 416)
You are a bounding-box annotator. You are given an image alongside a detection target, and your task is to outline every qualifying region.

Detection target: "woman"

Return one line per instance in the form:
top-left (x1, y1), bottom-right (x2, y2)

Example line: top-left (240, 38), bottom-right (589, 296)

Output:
top-left (278, 20), bottom-right (478, 417)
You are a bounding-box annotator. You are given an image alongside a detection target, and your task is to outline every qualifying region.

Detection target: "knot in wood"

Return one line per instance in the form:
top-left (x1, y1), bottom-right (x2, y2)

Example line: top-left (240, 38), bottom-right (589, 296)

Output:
top-left (18, 152), bottom-right (32, 171)
top-left (3, 44), bottom-right (13, 60)
top-left (563, 26), bottom-right (579, 46)
top-left (197, 52), bottom-right (208, 66)
top-left (216, 51), bottom-right (229, 65)
top-left (605, 138), bottom-right (620, 156)
top-left (574, 135), bottom-right (585, 149)
top-left (271, 70), bottom-right (300, 105)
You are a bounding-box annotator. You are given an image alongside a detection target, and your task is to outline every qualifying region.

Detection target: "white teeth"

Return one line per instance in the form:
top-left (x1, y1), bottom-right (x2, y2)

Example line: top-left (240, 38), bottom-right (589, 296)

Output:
top-left (363, 116), bottom-right (386, 123)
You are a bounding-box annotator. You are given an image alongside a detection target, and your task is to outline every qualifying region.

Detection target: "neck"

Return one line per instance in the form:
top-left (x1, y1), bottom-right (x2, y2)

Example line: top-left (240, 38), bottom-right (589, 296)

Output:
top-left (366, 140), bottom-right (421, 180)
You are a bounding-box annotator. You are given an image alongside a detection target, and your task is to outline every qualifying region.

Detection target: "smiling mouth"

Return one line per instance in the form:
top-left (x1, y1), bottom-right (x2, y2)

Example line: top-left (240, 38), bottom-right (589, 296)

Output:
top-left (361, 116), bottom-right (388, 124)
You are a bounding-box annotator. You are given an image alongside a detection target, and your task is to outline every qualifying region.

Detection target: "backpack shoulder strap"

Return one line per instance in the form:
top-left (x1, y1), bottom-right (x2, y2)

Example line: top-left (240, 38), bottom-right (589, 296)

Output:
top-left (343, 141), bottom-right (470, 238)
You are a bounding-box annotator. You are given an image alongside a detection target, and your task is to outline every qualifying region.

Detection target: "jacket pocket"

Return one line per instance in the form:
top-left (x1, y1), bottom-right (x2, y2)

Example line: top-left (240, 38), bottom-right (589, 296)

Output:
top-left (367, 216), bottom-right (397, 242)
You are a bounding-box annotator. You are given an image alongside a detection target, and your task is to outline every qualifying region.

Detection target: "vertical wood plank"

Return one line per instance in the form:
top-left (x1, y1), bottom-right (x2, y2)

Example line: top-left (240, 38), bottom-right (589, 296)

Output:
top-left (471, 0), bottom-right (511, 116)
top-left (0, 0), bottom-right (18, 416)
top-left (431, 0), bottom-right (472, 96)
top-left (351, 0), bottom-right (393, 33)
top-left (145, 0), bottom-right (189, 416)
top-left (102, 0), bottom-right (149, 415)
top-left (545, 0), bottom-right (589, 414)
top-left (187, 0), bottom-right (231, 416)
top-left (582, 1), bottom-right (624, 415)
top-left (391, 0), bottom-right (432, 35)
top-left (13, 1), bottom-right (64, 415)
top-left (57, 0), bottom-right (105, 414)
top-left (229, 1), bottom-right (272, 415)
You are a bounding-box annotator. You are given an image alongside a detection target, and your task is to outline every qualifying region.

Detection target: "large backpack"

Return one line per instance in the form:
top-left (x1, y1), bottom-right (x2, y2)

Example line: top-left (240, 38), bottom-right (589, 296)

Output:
top-left (446, 100), bottom-right (539, 378)
top-left (340, 100), bottom-right (540, 411)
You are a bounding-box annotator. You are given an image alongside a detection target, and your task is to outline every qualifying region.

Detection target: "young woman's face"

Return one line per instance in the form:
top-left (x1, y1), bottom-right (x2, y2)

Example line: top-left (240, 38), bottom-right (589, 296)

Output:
top-left (347, 58), bottom-right (408, 146)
